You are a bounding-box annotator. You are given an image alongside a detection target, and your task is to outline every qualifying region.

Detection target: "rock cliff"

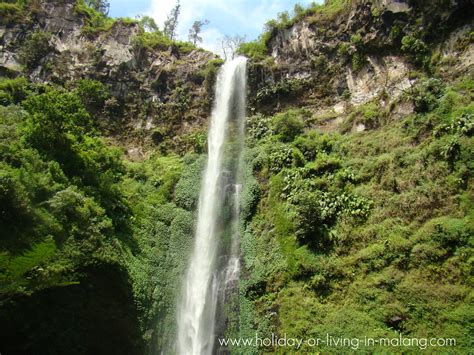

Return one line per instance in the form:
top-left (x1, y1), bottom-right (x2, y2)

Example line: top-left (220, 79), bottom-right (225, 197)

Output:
top-left (0, 0), bottom-right (217, 158)
top-left (248, 0), bottom-right (473, 131)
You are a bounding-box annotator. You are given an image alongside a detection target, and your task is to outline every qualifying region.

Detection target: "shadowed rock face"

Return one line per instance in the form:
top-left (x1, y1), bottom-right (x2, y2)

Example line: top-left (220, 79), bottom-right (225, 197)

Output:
top-left (0, 265), bottom-right (143, 355)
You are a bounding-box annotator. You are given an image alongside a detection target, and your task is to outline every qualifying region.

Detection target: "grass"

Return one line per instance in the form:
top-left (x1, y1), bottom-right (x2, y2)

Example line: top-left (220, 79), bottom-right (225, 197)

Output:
top-left (236, 76), bottom-right (474, 352)
top-left (0, 2), bottom-right (23, 26)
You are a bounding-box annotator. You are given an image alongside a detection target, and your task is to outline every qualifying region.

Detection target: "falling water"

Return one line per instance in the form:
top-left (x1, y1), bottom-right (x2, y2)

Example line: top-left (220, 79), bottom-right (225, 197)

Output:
top-left (177, 56), bottom-right (247, 355)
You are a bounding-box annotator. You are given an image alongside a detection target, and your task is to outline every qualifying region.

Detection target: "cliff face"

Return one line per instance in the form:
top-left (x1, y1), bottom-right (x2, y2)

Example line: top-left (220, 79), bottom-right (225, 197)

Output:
top-left (0, 0), bottom-right (216, 158)
top-left (0, 0), bottom-right (473, 354)
top-left (0, 2), bottom-right (217, 353)
top-left (235, 1), bottom-right (473, 353)
top-left (248, 0), bottom-right (473, 130)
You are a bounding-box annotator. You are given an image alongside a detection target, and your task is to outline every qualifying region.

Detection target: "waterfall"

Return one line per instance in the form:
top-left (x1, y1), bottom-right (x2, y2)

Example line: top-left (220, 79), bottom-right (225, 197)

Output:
top-left (177, 56), bottom-right (247, 355)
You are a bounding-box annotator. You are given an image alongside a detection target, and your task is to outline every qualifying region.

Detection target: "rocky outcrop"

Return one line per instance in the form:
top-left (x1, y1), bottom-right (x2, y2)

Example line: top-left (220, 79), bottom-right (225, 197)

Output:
top-left (249, 0), bottom-right (473, 121)
top-left (0, 0), bottom-right (216, 157)
top-left (346, 55), bottom-right (413, 105)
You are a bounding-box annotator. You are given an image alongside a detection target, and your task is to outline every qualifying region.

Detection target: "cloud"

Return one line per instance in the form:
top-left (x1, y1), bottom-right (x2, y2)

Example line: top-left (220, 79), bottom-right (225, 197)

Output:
top-left (146, 0), bottom-right (317, 55)
top-left (147, 0), bottom-right (215, 37)
top-left (200, 27), bottom-right (226, 56)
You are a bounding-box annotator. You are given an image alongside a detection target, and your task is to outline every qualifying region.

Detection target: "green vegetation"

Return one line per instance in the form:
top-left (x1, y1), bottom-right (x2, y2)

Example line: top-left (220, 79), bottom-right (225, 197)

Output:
top-left (0, 77), bottom-right (30, 105)
top-left (237, 40), bottom-right (268, 61)
top-left (72, 0), bottom-right (197, 55)
top-left (272, 109), bottom-right (305, 142)
top-left (198, 58), bottom-right (224, 92)
top-left (123, 153), bottom-right (201, 350)
top-left (401, 34), bottom-right (430, 67)
top-left (18, 31), bottom-right (52, 70)
top-left (0, 78), bottom-right (175, 353)
top-left (84, 0), bottom-right (109, 16)
top-left (132, 30), bottom-right (174, 50)
top-left (237, 76), bottom-right (474, 352)
top-left (74, 0), bottom-right (115, 34)
top-left (132, 28), bottom-right (197, 54)
top-left (256, 78), bottom-right (311, 104)
top-left (237, 0), bottom-right (352, 61)
top-left (0, 0), bottom-right (472, 353)
top-left (0, 71), bottom-right (202, 352)
top-left (265, 0), bottom-right (352, 32)
top-left (0, 2), bottom-right (23, 26)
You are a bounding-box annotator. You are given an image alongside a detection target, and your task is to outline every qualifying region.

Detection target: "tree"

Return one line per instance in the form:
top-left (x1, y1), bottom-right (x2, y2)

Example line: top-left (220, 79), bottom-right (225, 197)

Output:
top-left (188, 20), bottom-right (209, 46)
top-left (294, 3), bottom-right (305, 17)
top-left (163, 0), bottom-right (181, 40)
top-left (137, 15), bottom-right (159, 33)
top-left (277, 10), bottom-right (290, 24)
top-left (221, 34), bottom-right (246, 60)
top-left (85, 0), bottom-right (110, 16)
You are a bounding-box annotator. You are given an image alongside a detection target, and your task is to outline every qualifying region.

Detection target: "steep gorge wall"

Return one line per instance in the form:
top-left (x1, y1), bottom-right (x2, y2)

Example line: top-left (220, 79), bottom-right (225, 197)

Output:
top-left (234, 1), bottom-right (474, 352)
top-left (0, 0), bottom-right (217, 158)
top-left (0, 0), bottom-right (473, 353)
top-left (248, 0), bottom-right (473, 130)
top-left (0, 2), bottom-right (217, 353)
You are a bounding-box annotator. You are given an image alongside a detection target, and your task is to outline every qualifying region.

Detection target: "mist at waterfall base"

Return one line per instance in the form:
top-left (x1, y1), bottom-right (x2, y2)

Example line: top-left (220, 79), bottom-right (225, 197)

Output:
top-left (177, 57), bottom-right (247, 355)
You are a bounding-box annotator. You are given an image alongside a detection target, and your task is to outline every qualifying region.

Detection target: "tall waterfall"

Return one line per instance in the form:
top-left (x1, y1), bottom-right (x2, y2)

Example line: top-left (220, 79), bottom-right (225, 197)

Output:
top-left (177, 57), bottom-right (247, 355)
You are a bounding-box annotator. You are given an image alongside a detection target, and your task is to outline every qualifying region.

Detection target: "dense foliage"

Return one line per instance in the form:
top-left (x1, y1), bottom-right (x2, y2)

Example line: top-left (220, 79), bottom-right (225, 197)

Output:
top-left (0, 0), bottom-right (472, 354)
top-left (236, 77), bottom-right (473, 352)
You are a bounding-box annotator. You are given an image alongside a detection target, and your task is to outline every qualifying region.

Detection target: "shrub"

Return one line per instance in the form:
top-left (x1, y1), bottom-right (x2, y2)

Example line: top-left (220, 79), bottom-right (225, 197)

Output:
top-left (256, 79), bottom-right (309, 103)
top-left (304, 154), bottom-right (342, 176)
top-left (0, 3), bottom-right (23, 26)
top-left (174, 155), bottom-right (205, 210)
top-left (23, 88), bottom-right (92, 158)
top-left (237, 40), bottom-right (268, 61)
top-left (293, 191), bottom-right (334, 247)
top-left (352, 52), bottom-right (366, 72)
top-left (18, 31), bottom-right (52, 69)
top-left (178, 129), bottom-right (207, 154)
top-left (350, 33), bottom-right (363, 47)
top-left (73, 79), bottom-right (109, 113)
top-left (337, 42), bottom-right (350, 57)
top-left (431, 219), bottom-right (470, 251)
top-left (132, 24), bottom-right (197, 55)
top-left (268, 143), bottom-right (294, 172)
top-left (409, 78), bottom-right (445, 113)
top-left (246, 113), bottom-right (272, 142)
top-left (401, 34), bottom-right (429, 66)
top-left (0, 165), bottom-right (31, 229)
top-left (311, 54), bottom-right (328, 72)
top-left (47, 186), bottom-right (112, 241)
top-left (359, 102), bottom-right (381, 128)
top-left (0, 77), bottom-right (29, 105)
top-left (74, 0), bottom-right (115, 34)
top-left (294, 131), bottom-right (338, 161)
top-left (273, 110), bottom-right (305, 142)
top-left (199, 58), bottom-right (224, 93)
top-left (0, 237), bottom-right (57, 294)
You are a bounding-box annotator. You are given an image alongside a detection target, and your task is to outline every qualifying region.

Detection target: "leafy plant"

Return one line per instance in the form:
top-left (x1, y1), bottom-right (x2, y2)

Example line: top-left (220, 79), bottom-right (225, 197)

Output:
top-left (18, 31), bottom-right (52, 69)
top-left (0, 2), bottom-right (23, 26)
top-left (73, 79), bottom-right (109, 113)
top-left (409, 78), bottom-right (445, 113)
top-left (0, 77), bottom-right (30, 105)
top-left (273, 109), bottom-right (305, 142)
top-left (401, 34), bottom-right (430, 66)
top-left (237, 40), bottom-right (268, 61)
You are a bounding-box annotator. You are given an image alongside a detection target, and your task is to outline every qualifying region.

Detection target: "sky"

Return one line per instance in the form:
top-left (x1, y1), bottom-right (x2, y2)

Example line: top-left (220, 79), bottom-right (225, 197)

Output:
top-left (108, 0), bottom-right (321, 54)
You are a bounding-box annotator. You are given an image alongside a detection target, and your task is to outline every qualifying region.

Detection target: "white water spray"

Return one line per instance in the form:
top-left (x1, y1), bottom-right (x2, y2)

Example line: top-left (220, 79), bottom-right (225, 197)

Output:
top-left (177, 57), bottom-right (247, 355)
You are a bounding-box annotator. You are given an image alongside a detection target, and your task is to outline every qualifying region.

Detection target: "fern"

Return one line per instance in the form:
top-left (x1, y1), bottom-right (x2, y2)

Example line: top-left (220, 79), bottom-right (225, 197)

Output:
top-left (0, 237), bottom-right (56, 293)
